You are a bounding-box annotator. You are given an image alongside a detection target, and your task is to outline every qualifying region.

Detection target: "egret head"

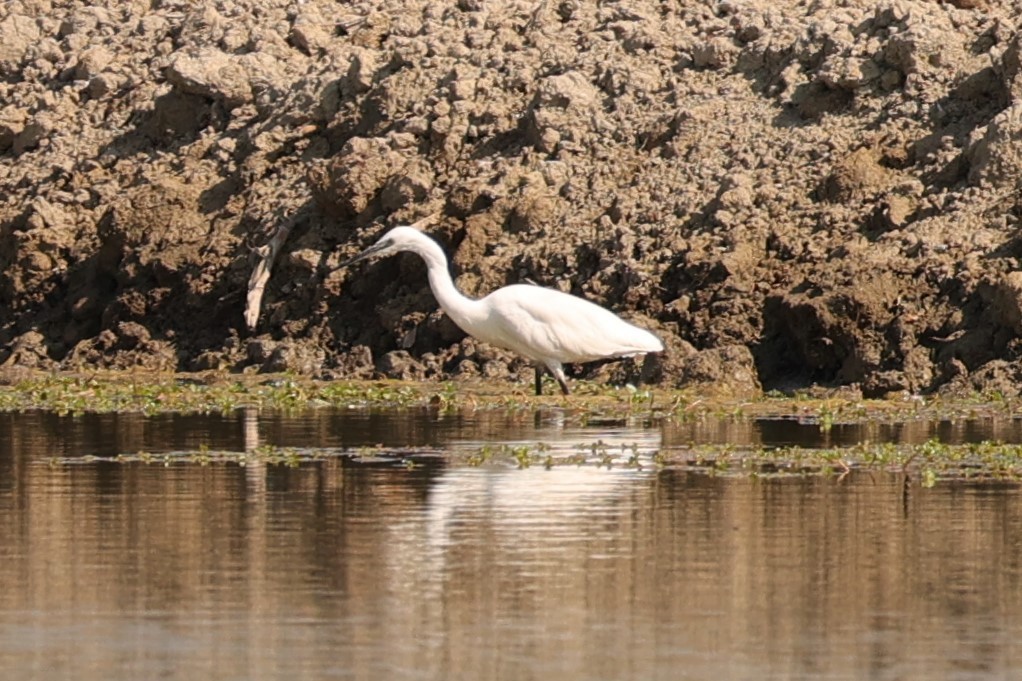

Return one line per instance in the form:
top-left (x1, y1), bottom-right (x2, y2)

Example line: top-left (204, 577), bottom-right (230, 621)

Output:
top-left (338, 226), bottom-right (424, 268)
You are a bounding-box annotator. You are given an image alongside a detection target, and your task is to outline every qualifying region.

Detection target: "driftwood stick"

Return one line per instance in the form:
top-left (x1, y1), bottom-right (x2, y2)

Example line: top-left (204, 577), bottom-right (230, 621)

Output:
top-left (244, 216), bottom-right (294, 331)
top-left (244, 212), bottom-right (441, 331)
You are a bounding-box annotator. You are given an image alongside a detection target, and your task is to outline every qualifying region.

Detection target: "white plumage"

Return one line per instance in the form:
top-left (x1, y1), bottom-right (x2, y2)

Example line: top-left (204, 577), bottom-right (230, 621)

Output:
top-left (341, 226), bottom-right (664, 395)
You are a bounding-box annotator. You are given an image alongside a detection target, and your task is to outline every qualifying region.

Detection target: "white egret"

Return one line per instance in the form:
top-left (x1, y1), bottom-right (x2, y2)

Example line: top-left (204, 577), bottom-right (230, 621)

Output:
top-left (338, 226), bottom-right (664, 395)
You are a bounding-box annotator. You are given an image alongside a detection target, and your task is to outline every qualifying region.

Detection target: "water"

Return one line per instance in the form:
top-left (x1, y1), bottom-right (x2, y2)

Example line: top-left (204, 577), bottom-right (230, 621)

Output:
top-left (2, 409), bottom-right (1022, 680)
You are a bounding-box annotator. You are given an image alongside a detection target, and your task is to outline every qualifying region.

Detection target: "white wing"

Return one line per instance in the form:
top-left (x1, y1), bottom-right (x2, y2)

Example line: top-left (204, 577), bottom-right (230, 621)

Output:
top-left (474, 285), bottom-right (663, 364)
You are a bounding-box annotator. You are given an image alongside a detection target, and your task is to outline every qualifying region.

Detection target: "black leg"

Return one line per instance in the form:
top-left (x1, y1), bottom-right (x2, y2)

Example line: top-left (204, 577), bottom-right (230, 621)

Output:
top-left (534, 366), bottom-right (543, 396)
top-left (556, 376), bottom-right (570, 395)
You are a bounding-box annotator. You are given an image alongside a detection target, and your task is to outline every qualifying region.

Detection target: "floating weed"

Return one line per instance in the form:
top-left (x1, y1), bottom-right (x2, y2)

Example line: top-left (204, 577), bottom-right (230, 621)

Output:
top-left (511, 445), bottom-right (533, 469)
top-left (467, 445), bottom-right (493, 467)
top-left (462, 442), bottom-right (574, 469)
top-left (190, 445), bottom-right (213, 467)
top-left (564, 452), bottom-right (588, 466)
top-left (354, 444), bottom-right (384, 461)
top-left (261, 377), bottom-right (310, 409)
top-left (624, 384), bottom-right (656, 411)
top-left (665, 393), bottom-right (708, 422)
top-left (15, 372), bottom-right (1022, 482)
top-left (428, 382), bottom-right (460, 412)
top-left (818, 406), bottom-right (835, 432)
top-left (0, 375), bottom-right (442, 414)
top-left (42, 432), bottom-right (1022, 483)
top-left (6, 372), bottom-right (1006, 424)
top-left (653, 439), bottom-right (1022, 485)
top-left (498, 393), bottom-right (532, 411)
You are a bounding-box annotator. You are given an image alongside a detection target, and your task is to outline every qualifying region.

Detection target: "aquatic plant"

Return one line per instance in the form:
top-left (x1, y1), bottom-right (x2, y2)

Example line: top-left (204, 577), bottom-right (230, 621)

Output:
top-left (45, 435), bottom-right (1022, 486)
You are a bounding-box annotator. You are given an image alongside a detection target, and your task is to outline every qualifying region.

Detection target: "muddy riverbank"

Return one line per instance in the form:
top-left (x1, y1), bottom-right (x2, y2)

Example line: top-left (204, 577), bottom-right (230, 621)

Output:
top-left (2, 1), bottom-right (1021, 397)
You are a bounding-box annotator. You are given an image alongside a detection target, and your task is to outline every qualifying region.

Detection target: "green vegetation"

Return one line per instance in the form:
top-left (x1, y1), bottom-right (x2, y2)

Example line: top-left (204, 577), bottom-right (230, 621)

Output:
top-left (1, 370), bottom-right (1018, 422)
top-left (11, 371), bottom-right (1022, 485)
top-left (656, 439), bottom-right (1022, 485)
top-left (51, 438), bottom-right (1022, 485)
top-left (0, 372), bottom-right (426, 415)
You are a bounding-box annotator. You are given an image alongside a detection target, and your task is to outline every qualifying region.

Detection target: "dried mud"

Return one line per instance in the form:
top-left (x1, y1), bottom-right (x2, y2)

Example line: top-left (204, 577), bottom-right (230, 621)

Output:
top-left (2, 0), bottom-right (1022, 397)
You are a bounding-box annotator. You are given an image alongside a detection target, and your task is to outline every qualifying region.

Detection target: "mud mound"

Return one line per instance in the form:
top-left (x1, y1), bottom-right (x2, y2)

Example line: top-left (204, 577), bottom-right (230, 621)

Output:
top-left (2, 0), bottom-right (1022, 396)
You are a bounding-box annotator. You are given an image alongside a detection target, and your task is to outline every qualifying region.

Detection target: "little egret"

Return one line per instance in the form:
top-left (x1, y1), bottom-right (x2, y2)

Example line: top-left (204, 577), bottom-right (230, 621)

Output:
top-left (338, 226), bottom-right (664, 395)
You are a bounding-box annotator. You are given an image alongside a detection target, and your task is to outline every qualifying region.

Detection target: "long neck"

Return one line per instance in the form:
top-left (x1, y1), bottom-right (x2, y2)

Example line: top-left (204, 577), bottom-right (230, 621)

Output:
top-left (414, 239), bottom-right (484, 332)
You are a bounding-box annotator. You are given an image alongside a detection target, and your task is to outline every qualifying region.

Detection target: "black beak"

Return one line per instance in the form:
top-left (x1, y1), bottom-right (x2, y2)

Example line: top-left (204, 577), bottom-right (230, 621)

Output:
top-left (324, 241), bottom-right (388, 275)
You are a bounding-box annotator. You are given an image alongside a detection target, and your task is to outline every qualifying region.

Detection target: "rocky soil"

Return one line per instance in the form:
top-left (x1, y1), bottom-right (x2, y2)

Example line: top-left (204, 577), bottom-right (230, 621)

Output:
top-left (3, 0), bottom-right (1022, 397)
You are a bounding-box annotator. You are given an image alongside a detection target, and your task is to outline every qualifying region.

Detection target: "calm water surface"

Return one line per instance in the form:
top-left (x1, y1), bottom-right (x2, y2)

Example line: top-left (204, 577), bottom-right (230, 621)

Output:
top-left (1, 409), bottom-right (1021, 680)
